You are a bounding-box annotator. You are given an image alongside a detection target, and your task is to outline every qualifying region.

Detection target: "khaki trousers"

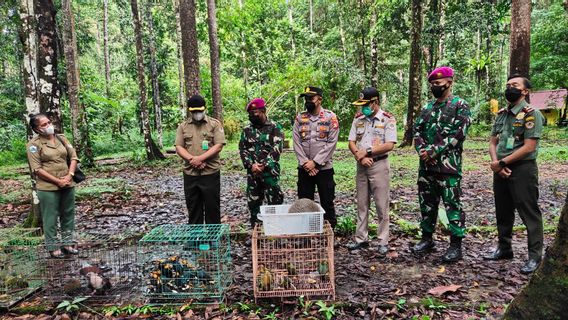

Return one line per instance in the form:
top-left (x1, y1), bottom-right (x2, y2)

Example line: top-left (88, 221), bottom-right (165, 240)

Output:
top-left (355, 158), bottom-right (390, 244)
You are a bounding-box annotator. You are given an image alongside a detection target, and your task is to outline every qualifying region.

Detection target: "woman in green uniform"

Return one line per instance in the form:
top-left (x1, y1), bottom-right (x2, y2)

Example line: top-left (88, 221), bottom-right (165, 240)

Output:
top-left (26, 113), bottom-right (79, 258)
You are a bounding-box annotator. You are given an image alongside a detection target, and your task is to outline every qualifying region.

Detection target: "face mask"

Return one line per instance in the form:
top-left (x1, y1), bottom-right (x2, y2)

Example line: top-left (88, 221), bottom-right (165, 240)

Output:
top-left (41, 125), bottom-right (55, 136)
top-left (249, 113), bottom-right (264, 125)
top-left (431, 84), bottom-right (449, 98)
top-left (305, 101), bottom-right (317, 113)
top-left (192, 111), bottom-right (205, 121)
top-left (505, 87), bottom-right (523, 103)
top-left (361, 105), bottom-right (373, 117)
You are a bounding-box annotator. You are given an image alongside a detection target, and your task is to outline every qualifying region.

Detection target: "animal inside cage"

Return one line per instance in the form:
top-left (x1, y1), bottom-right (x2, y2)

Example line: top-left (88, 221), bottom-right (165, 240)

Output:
top-left (137, 224), bottom-right (232, 303)
top-left (42, 232), bottom-right (140, 303)
top-left (0, 228), bottom-right (44, 309)
top-left (252, 222), bottom-right (335, 301)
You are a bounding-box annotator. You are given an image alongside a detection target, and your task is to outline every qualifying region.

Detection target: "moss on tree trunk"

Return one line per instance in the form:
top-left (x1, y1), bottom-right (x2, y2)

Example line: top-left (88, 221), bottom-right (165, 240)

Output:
top-left (504, 192), bottom-right (568, 319)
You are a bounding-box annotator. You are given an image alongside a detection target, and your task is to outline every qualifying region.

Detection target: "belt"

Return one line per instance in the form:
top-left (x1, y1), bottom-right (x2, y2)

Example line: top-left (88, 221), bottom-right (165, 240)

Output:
top-left (373, 155), bottom-right (388, 162)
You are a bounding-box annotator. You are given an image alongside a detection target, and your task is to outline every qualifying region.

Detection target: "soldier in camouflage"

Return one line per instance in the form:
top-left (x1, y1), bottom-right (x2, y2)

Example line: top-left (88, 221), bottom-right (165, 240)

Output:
top-left (239, 98), bottom-right (284, 227)
top-left (412, 66), bottom-right (472, 263)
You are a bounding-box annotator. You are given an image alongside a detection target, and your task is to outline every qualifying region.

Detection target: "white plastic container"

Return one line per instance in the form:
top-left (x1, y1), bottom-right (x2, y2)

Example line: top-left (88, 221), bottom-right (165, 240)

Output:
top-left (258, 204), bottom-right (324, 235)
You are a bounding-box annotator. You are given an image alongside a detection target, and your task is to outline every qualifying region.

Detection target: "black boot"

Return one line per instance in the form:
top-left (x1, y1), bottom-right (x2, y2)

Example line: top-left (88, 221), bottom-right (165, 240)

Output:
top-left (412, 233), bottom-right (435, 253)
top-left (442, 236), bottom-right (463, 263)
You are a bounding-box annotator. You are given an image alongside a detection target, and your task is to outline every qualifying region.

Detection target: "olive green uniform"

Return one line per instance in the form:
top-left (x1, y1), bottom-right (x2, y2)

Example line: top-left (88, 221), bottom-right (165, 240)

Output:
top-left (491, 100), bottom-right (545, 260)
top-left (26, 134), bottom-right (78, 251)
top-left (175, 115), bottom-right (226, 224)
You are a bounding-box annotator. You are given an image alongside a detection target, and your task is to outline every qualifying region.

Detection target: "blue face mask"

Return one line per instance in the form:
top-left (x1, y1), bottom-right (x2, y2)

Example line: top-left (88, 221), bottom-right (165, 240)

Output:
top-left (361, 105), bottom-right (373, 117)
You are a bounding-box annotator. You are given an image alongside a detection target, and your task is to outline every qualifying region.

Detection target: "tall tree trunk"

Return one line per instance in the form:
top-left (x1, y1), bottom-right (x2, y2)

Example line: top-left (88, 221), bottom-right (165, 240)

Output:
top-left (20, 0), bottom-right (40, 129)
top-left (239, 0), bottom-right (249, 99)
top-left (19, 0), bottom-right (42, 228)
top-left (309, 0), bottom-right (313, 33)
top-left (61, 0), bottom-right (93, 166)
top-left (145, 1), bottom-right (163, 148)
top-left (173, 0), bottom-right (186, 112)
top-left (286, 0), bottom-right (296, 57)
top-left (103, 0), bottom-right (111, 97)
top-left (504, 192), bottom-right (568, 319)
top-left (179, 0), bottom-right (200, 103)
top-left (370, 5), bottom-right (378, 87)
top-left (338, 0), bottom-right (347, 63)
top-left (509, 0), bottom-right (531, 77)
top-left (401, 0), bottom-right (423, 147)
top-left (130, 0), bottom-right (164, 161)
top-left (36, 0), bottom-right (62, 133)
top-left (206, 0), bottom-right (222, 123)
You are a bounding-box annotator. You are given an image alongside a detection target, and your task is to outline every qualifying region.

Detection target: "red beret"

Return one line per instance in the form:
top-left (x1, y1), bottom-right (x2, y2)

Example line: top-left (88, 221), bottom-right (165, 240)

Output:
top-left (246, 98), bottom-right (266, 112)
top-left (428, 66), bottom-right (454, 82)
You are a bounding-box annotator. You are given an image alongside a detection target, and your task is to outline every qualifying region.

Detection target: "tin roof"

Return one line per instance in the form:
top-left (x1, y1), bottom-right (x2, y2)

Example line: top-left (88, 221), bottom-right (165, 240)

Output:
top-left (530, 89), bottom-right (567, 110)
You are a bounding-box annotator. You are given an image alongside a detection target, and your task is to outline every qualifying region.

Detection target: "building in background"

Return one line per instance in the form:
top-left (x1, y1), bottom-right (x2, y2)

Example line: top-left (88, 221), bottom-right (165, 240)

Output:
top-left (530, 89), bottom-right (567, 126)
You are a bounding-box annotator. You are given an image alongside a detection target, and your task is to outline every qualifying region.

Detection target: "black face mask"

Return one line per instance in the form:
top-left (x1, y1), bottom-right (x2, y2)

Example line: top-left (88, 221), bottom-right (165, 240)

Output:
top-left (248, 114), bottom-right (264, 125)
top-left (505, 87), bottom-right (523, 103)
top-left (431, 84), bottom-right (449, 98)
top-left (305, 101), bottom-right (317, 113)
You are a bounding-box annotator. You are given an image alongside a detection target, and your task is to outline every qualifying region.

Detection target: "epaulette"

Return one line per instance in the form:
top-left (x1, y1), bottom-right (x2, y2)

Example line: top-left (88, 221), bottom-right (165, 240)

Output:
top-left (522, 106), bottom-right (535, 114)
top-left (383, 111), bottom-right (393, 118)
top-left (497, 108), bottom-right (507, 114)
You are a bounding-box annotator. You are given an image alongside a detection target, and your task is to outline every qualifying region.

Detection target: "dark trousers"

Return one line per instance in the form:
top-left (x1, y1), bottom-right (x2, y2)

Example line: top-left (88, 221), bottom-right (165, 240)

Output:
top-left (493, 160), bottom-right (543, 260)
top-left (297, 168), bottom-right (336, 228)
top-left (183, 171), bottom-right (221, 224)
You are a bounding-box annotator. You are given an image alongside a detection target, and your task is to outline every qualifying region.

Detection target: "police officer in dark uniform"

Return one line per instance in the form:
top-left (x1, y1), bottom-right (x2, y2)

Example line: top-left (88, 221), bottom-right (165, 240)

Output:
top-left (292, 86), bottom-right (340, 228)
top-left (484, 75), bottom-right (545, 274)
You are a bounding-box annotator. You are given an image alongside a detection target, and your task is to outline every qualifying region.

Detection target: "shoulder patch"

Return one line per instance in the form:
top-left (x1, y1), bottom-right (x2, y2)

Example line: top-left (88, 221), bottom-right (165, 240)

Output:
top-left (525, 121), bottom-right (535, 129)
top-left (29, 145), bottom-right (38, 153)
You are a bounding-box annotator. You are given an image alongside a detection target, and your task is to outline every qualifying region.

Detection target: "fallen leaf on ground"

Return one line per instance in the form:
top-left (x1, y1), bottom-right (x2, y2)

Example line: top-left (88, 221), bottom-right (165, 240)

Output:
top-left (428, 284), bottom-right (462, 296)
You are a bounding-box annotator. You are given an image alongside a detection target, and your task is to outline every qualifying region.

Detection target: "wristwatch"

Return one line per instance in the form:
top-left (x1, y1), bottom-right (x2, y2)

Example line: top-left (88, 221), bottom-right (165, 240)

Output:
top-left (366, 147), bottom-right (373, 156)
top-left (498, 160), bottom-right (506, 167)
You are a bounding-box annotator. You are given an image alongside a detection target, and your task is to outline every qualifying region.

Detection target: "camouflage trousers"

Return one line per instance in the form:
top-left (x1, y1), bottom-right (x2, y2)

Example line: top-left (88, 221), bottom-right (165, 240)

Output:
top-left (417, 171), bottom-right (465, 238)
top-left (247, 173), bottom-right (284, 227)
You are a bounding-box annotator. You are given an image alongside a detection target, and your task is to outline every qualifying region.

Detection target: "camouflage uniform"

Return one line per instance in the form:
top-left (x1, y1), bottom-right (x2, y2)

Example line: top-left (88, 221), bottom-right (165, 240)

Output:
top-left (414, 95), bottom-right (471, 238)
top-left (239, 120), bottom-right (284, 226)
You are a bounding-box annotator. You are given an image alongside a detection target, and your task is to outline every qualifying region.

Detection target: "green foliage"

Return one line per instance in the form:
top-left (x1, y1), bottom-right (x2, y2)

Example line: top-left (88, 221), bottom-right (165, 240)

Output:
top-left (396, 298), bottom-right (407, 311)
top-left (56, 297), bottom-right (88, 313)
top-left (531, 3), bottom-right (568, 89)
top-left (335, 214), bottom-right (356, 237)
top-left (75, 177), bottom-right (130, 200)
top-left (223, 117), bottom-right (242, 141)
top-left (420, 297), bottom-right (448, 311)
top-left (315, 301), bottom-right (336, 320)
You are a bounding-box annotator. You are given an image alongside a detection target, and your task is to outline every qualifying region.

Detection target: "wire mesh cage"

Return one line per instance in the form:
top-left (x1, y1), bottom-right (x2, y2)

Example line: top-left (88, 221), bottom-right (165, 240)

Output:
top-left (252, 222), bottom-right (335, 302)
top-left (137, 224), bottom-right (232, 303)
top-left (0, 228), bottom-right (45, 309)
top-left (42, 232), bottom-right (140, 303)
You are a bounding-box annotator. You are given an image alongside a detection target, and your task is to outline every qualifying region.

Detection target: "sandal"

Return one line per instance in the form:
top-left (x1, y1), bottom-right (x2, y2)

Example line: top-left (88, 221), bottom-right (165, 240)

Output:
top-left (49, 250), bottom-right (65, 259)
top-left (61, 246), bottom-right (79, 255)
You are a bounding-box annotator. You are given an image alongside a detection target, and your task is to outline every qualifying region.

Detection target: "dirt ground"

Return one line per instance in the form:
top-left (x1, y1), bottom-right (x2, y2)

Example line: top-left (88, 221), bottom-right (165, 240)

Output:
top-left (1, 148), bottom-right (567, 319)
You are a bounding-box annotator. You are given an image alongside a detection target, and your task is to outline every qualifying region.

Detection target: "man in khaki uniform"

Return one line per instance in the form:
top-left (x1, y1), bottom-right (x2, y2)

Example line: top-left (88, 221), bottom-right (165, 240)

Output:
top-left (293, 86), bottom-right (339, 228)
top-left (175, 95), bottom-right (226, 224)
top-left (484, 75), bottom-right (545, 274)
top-left (346, 87), bottom-right (396, 253)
